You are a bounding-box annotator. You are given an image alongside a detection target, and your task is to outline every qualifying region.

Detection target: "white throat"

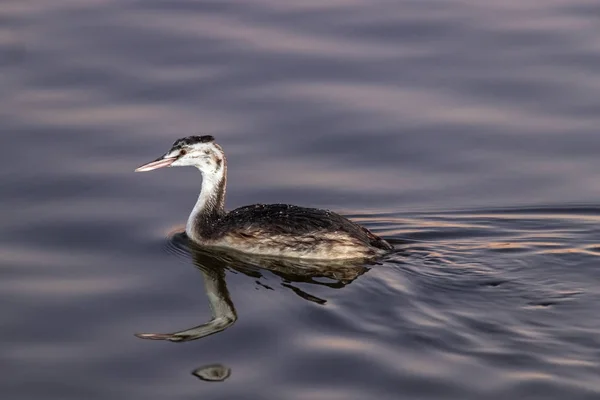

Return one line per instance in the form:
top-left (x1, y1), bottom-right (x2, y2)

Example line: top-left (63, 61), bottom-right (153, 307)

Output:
top-left (185, 165), bottom-right (227, 241)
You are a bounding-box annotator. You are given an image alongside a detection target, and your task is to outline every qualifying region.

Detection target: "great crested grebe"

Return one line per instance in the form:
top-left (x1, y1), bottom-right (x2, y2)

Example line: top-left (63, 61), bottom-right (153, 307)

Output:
top-left (135, 136), bottom-right (393, 260)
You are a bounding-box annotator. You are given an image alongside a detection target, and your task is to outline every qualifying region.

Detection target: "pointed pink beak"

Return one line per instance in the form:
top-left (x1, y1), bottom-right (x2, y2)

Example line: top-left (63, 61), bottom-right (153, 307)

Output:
top-left (135, 156), bottom-right (177, 172)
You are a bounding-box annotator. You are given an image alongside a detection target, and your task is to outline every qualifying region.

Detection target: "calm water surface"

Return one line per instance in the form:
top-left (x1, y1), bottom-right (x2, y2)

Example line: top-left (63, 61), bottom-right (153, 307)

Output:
top-left (2, 0), bottom-right (600, 399)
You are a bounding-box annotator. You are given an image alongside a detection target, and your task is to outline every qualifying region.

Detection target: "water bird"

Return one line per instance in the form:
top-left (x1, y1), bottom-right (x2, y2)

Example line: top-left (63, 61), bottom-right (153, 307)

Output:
top-left (135, 135), bottom-right (392, 260)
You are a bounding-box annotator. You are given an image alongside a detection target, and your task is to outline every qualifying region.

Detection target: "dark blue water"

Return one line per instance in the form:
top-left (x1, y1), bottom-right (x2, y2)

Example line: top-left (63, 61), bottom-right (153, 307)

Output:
top-left (2, 1), bottom-right (600, 399)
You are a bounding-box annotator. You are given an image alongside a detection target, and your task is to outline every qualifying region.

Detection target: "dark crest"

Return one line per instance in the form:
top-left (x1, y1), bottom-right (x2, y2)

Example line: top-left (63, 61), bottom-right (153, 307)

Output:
top-left (172, 135), bottom-right (215, 148)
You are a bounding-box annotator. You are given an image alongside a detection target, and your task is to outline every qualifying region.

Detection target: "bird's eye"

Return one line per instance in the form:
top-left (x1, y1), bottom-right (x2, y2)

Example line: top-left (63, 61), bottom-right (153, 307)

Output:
top-left (179, 149), bottom-right (187, 156)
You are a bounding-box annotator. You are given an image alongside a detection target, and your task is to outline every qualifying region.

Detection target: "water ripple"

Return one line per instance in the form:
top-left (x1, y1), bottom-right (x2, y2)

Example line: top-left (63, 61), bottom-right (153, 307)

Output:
top-left (3, 0), bottom-right (600, 399)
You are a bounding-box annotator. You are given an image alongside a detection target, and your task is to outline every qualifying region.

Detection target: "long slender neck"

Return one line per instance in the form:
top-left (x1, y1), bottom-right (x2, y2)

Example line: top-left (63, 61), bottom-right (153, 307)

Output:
top-left (186, 163), bottom-right (227, 241)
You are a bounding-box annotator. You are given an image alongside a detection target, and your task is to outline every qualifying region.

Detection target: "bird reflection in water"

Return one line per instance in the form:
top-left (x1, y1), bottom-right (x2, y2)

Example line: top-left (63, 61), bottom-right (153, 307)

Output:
top-left (134, 231), bottom-right (375, 382)
top-left (136, 231), bottom-right (371, 343)
top-left (192, 364), bottom-right (232, 382)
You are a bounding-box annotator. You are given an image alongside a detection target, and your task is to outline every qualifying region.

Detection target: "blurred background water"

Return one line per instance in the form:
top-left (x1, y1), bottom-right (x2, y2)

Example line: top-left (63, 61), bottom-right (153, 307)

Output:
top-left (2, 0), bottom-right (600, 399)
